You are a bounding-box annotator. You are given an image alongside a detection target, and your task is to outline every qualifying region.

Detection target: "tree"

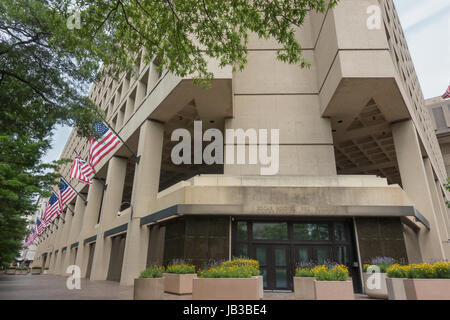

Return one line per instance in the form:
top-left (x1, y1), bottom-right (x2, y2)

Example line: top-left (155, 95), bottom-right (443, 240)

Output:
top-left (0, 0), bottom-right (337, 265)
top-left (0, 0), bottom-right (103, 265)
top-left (74, 0), bottom-right (338, 84)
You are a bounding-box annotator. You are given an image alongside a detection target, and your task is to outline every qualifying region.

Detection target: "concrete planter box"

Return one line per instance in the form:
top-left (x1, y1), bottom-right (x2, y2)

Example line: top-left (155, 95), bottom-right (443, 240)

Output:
top-left (16, 270), bottom-right (28, 275)
top-left (134, 278), bottom-right (165, 300)
top-left (294, 277), bottom-right (316, 300)
top-left (163, 273), bottom-right (197, 295)
top-left (43, 270), bottom-right (49, 275)
top-left (314, 280), bottom-right (355, 300)
top-left (192, 277), bottom-right (260, 300)
top-left (363, 272), bottom-right (388, 299)
top-left (254, 276), bottom-right (264, 300)
top-left (404, 279), bottom-right (450, 300)
top-left (6, 269), bottom-right (16, 275)
top-left (31, 269), bottom-right (42, 275)
top-left (386, 278), bottom-right (407, 300)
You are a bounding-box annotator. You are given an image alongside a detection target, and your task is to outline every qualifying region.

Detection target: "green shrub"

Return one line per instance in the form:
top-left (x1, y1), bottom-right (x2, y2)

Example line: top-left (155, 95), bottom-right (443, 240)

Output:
top-left (32, 266), bottom-right (42, 270)
top-left (166, 264), bottom-right (196, 274)
top-left (198, 259), bottom-right (260, 278)
top-left (312, 265), bottom-right (349, 281)
top-left (295, 268), bottom-right (314, 277)
top-left (363, 257), bottom-right (396, 273)
top-left (387, 262), bottom-right (450, 279)
top-left (139, 266), bottom-right (165, 278)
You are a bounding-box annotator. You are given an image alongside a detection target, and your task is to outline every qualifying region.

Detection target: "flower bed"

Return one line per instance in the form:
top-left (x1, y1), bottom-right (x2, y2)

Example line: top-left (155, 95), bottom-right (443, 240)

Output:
top-left (164, 264), bottom-right (197, 295)
top-left (293, 267), bottom-right (315, 300)
top-left (31, 266), bottom-right (42, 275)
top-left (293, 264), bottom-right (354, 300)
top-left (387, 262), bottom-right (450, 300)
top-left (193, 259), bottom-right (261, 300)
top-left (134, 266), bottom-right (165, 300)
top-left (362, 257), bottom-right (396, 299)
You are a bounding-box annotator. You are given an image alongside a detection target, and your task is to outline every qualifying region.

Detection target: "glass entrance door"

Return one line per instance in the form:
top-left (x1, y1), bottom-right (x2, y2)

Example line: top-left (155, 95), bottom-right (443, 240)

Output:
top-left (294, 246), bottom-right (332, 267)
top-left (254, 245), bottom-right (290, 290)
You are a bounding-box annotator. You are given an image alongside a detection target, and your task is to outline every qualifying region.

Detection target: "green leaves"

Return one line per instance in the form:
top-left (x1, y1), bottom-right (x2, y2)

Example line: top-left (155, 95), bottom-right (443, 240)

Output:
top-left (71, 0), bottom-right (337, 86)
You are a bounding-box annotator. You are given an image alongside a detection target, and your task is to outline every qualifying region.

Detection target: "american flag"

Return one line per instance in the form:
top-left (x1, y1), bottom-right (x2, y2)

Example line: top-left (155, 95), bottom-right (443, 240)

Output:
top-left (442, 85), bottom-right (450, 99)
top-left (36, 218), bottom-right (45, 234)
top-left (34, 223), bottom-right (40, 236)
top-left (89, 122), bottom-right (121, 169)
top-left (44, 192), bottom-right (61, 224)
top-left (58, 178), bottom-right (77, 211)
top-left (70, 152), bottom-right (95, 184)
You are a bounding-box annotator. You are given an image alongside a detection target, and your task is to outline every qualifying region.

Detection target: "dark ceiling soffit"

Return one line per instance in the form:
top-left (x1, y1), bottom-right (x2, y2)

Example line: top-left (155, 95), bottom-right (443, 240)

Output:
top-left (140, 204), bottom-right (430, 229)
top-left (103, 223), bottom-right (128, 238)
top-left (84, 235), bottom-right (97, 244)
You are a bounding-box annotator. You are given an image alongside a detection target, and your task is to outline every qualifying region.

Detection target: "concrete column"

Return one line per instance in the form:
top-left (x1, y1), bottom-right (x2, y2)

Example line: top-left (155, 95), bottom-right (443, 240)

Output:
top-left (76, 179), bottom-right (104, 277)
top-left (392, 120), bottom-right (445, 261)
top-left (136, 78), bottom-right (147, 107)
top-left (125, 95), bottom-right (135, 121)
top-left (51, 217), bottom-right (64, 274)
top-left (60, 205), bottom-right (75, 275)
top-left (90, 156), bottom-right (128, 281)
top-left (424, 161), bottom-right (450, 259)
top-left (435, 181), bottom-right (450, 241)
top-left (68, 196), bottom-right (86, 246)
top-left (120, 120), bottom-right (164, 285)
top-left (65, 196), bottom-right (86, 272)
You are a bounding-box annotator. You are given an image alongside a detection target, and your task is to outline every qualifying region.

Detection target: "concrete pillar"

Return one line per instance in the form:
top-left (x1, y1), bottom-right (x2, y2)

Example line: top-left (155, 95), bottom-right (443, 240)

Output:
top-left (435, 181), bottom-right (450, 241)
top-left (90, 156), bottom-right (128, 281)
top-left (392, 120), bottom-right (445, 261)
top-left (120, 120), bottom-right (164, 285)
top-left (76, 179), bottom-right (104, 278)
top-left (68, 196), bottom-right (86, 246)
top-left (60, 205), bottom-right (75, 275)
top-left (424, 161), bottom-right (450, 259)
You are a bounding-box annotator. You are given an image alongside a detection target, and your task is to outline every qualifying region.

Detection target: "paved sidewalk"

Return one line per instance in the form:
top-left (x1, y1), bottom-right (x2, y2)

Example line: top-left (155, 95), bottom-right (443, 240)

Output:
top-left (0, 274), bottom-right (374, 300)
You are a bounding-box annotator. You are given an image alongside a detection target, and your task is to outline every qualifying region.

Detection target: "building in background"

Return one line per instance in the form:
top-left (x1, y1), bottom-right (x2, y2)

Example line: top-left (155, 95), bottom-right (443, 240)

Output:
top-left (16, 197), bottom-right (47, 267)
top-left (34, 0), bottom-right (450, 293)
top-left (426, 97), bottom-right (450, 177)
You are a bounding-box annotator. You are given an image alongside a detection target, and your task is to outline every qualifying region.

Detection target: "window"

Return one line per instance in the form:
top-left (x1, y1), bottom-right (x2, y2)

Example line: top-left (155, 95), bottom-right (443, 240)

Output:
top-left (252, 223), bottom-right (288, 240)
top-left (334, 222), bottom-right (348, 241)
top-left (237, 221), bottom-right (247, 240)
top-left (293, 223), bottom-right (329, 241)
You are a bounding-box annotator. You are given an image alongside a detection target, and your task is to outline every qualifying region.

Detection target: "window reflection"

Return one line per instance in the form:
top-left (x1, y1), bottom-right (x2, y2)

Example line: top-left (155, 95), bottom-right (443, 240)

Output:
top-left (294, 223), bottom-right (329, 240)
top-left (253, 223), bottom-right (288, 240)
top-left (334, 223), bottom-right (348, 241)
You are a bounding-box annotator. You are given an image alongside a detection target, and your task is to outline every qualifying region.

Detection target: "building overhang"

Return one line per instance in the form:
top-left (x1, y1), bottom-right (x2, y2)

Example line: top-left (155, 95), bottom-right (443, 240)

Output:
top-left (140, 203), bottom-right (429, 231)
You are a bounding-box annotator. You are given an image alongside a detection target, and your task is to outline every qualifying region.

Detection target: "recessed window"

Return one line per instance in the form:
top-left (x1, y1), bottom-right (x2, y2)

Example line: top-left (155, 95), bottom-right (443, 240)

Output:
top-left (237, 221), bottom-right (248, 240)
top-left (334, 222), bottom-right (348, 241)
top-left (252, 223), bottom-right (288, 240)
top-left (293, 223), bottom-right (329, 240)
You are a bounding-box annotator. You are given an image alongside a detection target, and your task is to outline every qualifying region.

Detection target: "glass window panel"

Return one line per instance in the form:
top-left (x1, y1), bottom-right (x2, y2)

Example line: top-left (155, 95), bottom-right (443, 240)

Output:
top-left (294, 224), bottom-right (329, 240)
top-left (317, 248), bottom-right (330, 265)
top-left (297, 248), bottom-right (310, 266)
top-left (334, 223), bottom-right (348, 241)
top-left (252, 223), bottom-right (288, 240)
top-left (336, 246), bottom-right (349, 265)
top-left (261, 269), bottom-right (267, 288)
top-left (235, 244), bottom-right (248, 258)
top-left (256, 247), bottom-right (267, 266)
top-left (276, 269), bottom-right (287, 288)
top-left (275, 248), bottom-right (286, 267)
top-left (237, 222), bottom-right (248, 240)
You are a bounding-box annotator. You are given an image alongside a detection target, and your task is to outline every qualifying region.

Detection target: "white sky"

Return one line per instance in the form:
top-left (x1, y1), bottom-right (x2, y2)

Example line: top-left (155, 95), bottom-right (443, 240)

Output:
top-left (41, 1), bottom-right (450, 164)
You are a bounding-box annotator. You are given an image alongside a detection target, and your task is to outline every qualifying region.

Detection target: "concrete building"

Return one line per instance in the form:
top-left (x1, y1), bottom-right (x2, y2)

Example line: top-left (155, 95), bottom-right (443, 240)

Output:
top-left (426, 97), bottom-right (450, 177)
top-left (17, 197), bottom-right (47, 267)
top-left (34, 0), bottom-right (450, 293)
